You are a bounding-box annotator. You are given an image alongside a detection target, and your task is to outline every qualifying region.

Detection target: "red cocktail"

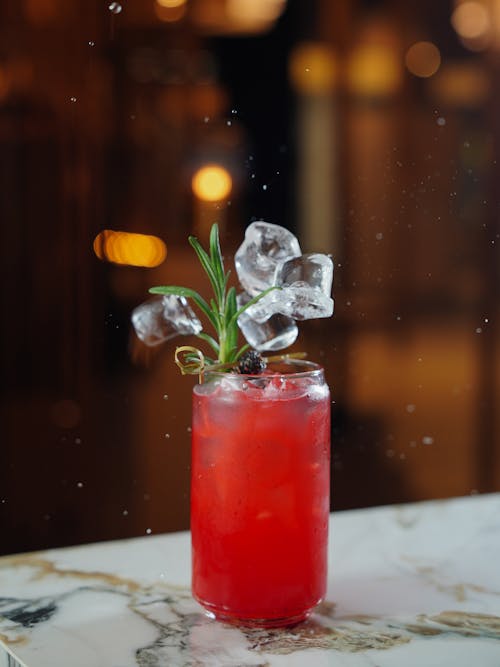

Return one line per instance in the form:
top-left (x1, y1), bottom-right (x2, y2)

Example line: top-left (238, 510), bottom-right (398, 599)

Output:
top-left (191, 359), bottom-right (330, 627)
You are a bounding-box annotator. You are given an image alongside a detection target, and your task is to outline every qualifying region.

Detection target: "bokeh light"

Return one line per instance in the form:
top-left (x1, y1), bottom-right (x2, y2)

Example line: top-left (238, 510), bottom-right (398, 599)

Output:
top-left (93, 230), bottom-right (167, 267)
top-left (289, 42), bottom-right (337, 94)
top-left (451, 1), bottom-right (490, 39)
top-left (192, 165), bottom-right (232, 202)
top-left (154, 0), bottom-right (186, 22)
top-left (405, 41), bottom-right (441, 78)
top-left (429, 62), bottom-right (491, 108)
top-left (226, 0), bottom-right (287, 27)
top-left (347, 45), bottom-right (402, 96)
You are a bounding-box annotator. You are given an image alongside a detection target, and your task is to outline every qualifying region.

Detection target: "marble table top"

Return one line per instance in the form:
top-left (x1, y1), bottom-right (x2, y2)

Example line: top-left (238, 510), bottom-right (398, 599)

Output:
top-left (1, 493), bottom-right (499, 666)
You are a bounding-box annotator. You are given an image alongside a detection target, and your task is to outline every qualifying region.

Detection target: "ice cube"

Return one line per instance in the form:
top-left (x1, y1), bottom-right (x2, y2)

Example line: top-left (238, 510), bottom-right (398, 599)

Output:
top-left (245, 283), bottom-right (334, 322)
top-left (237, 292), bottom-right (298, 351)
top-left (235, 221), bottom-right (301, 296)
top-left (131, 295), bottom-right (202, 346)
top-left (275, 253), bottom-right (333, 296)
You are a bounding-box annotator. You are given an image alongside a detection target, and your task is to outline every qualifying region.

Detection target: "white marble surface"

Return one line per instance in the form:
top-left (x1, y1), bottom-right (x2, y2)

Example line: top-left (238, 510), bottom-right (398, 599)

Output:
top-left (1, 493), bottom-right (500, 666)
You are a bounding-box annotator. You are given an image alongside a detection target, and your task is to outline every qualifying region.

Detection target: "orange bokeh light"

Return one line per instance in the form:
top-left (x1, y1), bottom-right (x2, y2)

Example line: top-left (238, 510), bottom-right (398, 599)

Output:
top-left (192, 165), bottom-right (232, 202)
top-left (93, 230), bottom-right (167, 268)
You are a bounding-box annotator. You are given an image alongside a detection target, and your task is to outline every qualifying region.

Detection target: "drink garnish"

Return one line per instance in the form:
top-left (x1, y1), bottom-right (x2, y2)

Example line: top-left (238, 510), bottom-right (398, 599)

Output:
top-left (150, 223), bottom-right (280, 377)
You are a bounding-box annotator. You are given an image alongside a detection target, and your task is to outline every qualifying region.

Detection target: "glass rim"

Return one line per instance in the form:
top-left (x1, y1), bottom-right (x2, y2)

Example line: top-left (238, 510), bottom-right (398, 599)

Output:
top-left (202, 358), bottom-right (324, 382)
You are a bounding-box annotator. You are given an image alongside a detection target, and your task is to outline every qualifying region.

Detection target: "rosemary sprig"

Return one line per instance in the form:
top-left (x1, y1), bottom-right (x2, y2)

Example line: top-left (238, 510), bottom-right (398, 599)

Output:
top-left (149, 223), bottom-right (278, 369)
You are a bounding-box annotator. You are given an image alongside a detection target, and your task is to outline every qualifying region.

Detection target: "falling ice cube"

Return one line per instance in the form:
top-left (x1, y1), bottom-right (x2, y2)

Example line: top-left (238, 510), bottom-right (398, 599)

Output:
top-left (275, 253), bottom-right (333, 296)
top-left (131, 295), bottom-right (202, 346)
top-left (237, 292), bottom-right (298, 351)
top-left (235, 221), bottom-right (301, 296)
top-left (245, 283), bottom-right (333, 323)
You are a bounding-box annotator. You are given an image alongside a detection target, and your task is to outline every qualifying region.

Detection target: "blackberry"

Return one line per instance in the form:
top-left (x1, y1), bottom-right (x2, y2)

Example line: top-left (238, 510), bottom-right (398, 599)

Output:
top-left (237, 350), bottom-right (266, 375)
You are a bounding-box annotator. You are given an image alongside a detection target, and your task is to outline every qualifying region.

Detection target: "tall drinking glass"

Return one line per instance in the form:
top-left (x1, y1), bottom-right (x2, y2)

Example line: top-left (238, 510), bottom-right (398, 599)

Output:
top-left (191, 359), bottom-right (331, 628)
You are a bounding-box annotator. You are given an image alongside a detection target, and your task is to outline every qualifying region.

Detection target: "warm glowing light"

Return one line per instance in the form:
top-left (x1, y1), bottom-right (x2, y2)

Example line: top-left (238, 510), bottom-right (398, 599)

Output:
top-left (192, 165), bottom-right (232, 202)
top-left (156, 0), bottom-right (185, 6)
top-left (451, 1), bottom-right (490, 39)
top-left (429, 63), bottom-right (490, 107)
top-left (405, 41), bottom-right (441, 78)
top-left (154, 0), bottom-right (186, 21)
top-left (347, 45), bottom-right (402, 96)
top-left (289, 42), bottom-right (337, 94)
top-left (226, 0), bottom-right (287, 27)
top-left (93, 230), bottom-right (167, 267)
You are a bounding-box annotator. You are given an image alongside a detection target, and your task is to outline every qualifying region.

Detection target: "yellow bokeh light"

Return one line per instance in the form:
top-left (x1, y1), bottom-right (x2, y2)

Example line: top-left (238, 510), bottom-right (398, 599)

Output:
top-left (156, 0), bottom-right (185, 7)
top-left (405, 41), bottom-right (441, 78)
top-left (451, 1), bottom-right (490, 39)
top-left (93, 230), bottom-right (167, 268)
top-left (289, 42), bottom-right (337, 94)
top-left (226, 0), bottom-right (286, 27)
top-left (192, 165), bottom-right (232, 202)
top-left (154, 0), bottom-right (186, 21)
top-left (347, 45), bottom-right (402, 96)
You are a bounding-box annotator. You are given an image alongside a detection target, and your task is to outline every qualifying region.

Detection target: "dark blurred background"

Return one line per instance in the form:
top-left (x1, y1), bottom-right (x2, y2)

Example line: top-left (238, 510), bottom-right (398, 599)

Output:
top-left (1, 0), bottom-right (499, 555)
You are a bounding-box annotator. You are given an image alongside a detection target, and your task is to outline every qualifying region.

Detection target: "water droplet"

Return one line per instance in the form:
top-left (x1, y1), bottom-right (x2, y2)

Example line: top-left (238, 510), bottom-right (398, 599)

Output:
top-left (422, 436), bottom-right (434, 445)
top-left (375, 232), bottom-right (383, 240)
top-left (475, 327), bottom-right (483, 334)
top-left (75, 437), bottom-right (81, 444)
top-left (484, 317), bottom-right (489, 323)
top-left (231, 108), bottom-right (237, 114)
top-left (70, 96), bottom-right (77, 103)
top-left (146, 528), bottom-right (152, 534)
top-left (163, 394), bottom-right (169, 400)
top-left (251, 173), bottom-right (256, 179)
top-left (406, 404), bottom-right (416, 413)
top-left (262, 184), bottom-right (268, 191)
top-left (122, 509), bottom-right (129, 516)
top-left (203, 116), bottom-right (210, 123)
top-left (108, 2), bottom-right (122, 14)
top-left (77, 481), bottom-right (84, 488)
top-left (164, 433), bottom-right (170, 439)
top-left (187, 426), bottom-right (192, 433)
top-left (88, 40), bottom-right (95, 47)
top-left (436, 117), bottom-right (446, 126)
top-left (226, 120), bottom-right (232, 126)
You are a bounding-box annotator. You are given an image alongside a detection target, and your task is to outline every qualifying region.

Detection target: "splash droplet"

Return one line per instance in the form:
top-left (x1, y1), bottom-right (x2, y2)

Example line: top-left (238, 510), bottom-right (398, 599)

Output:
top-left (108, 2), bottom-right (122, 14)
top-left (164, 433), bottom-right (170, 439)
top-left (70, 96), bottom-right (77, 103)
top-left (163, 394), bottom-right (169, 400)
top-left (146, 528), bottom-right (152, 534)
top-left (436, 117), bottom-right (446, 126)
top-left (422, 436), bottom-right (434, 445)
top-left (88, 41), bottom-right (95, 47)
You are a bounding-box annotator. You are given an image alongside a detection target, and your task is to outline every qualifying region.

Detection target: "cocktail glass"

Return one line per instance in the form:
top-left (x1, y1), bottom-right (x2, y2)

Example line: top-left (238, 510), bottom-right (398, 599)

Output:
top-left (191, 359), bottom-right (331, 628)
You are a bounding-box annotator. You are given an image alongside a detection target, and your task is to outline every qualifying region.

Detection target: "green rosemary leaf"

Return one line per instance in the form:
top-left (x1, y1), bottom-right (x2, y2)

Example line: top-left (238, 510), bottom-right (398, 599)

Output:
top-left (225, 287), bottom-right (239, 358)
top-left (188, 235), bottom-right (222, 304)
top-left (209, 223), bottom-right (225, 286)
top-left (196, 332), bottom-right (220, 354)
top-left (149, 285), bottom-right (220, 334)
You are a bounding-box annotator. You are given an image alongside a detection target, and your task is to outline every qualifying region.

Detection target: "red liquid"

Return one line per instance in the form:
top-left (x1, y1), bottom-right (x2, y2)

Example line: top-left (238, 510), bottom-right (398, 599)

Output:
top-left (191, 373), bottom-right (330, 626)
